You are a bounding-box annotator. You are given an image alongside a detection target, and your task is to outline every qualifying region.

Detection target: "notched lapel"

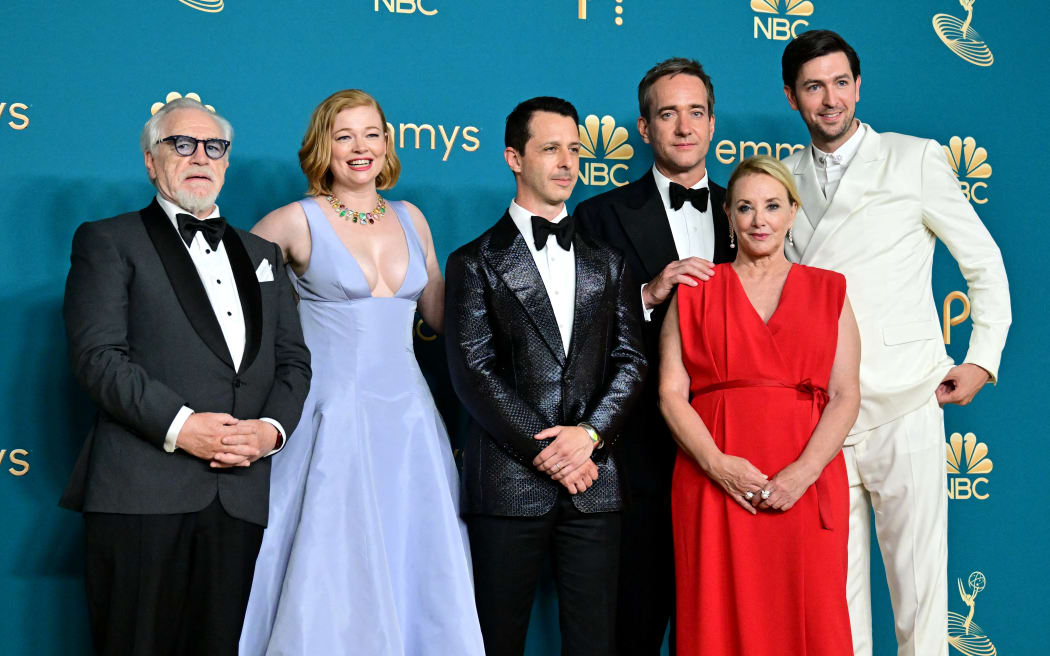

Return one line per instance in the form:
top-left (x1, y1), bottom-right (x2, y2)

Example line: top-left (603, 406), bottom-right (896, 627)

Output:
top-left (224, 229), bottom-right (262, 373)
top-left (141, 201), bottom-right (234, 369)
top-left (803, 128), bottom-right (884, 262)
top-left (616, 173), bottom-right (678, 280)
top-left (483, 215), bottom-right (566, 365)
top-left (567, 236), bottom-right (604, 364)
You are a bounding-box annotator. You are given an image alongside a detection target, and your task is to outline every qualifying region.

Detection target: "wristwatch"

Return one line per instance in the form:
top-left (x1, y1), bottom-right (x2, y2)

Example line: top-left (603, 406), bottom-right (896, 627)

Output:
top-left (577, 422), bottom-right (603, 449)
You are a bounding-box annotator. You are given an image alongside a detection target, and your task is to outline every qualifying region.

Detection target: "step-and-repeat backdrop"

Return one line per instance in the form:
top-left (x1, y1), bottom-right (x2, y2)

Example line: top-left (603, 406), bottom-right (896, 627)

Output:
top-left (2, 1), bottom-right (1045, 653)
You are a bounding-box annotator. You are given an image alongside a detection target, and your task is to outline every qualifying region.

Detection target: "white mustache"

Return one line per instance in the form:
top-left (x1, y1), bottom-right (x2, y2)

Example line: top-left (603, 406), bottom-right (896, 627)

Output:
top-left (181, 167), bottom-right (214, 182)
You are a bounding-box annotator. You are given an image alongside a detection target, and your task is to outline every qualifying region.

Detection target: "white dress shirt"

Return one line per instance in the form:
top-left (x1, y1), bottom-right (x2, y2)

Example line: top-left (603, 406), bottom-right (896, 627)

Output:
top-left (641, 165), bottom-right (715, 320)
top-left (156, 195), bottom-right (285, 454)
top-left (508, 201), bottom-right (575, 355)
top-left (812, 121), bottom-right (866, 205)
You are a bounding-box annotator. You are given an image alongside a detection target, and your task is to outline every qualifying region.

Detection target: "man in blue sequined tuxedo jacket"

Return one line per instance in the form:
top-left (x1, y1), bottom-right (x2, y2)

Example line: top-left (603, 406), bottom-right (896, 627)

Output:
top-left (446, 96), bottom-right (647, 656)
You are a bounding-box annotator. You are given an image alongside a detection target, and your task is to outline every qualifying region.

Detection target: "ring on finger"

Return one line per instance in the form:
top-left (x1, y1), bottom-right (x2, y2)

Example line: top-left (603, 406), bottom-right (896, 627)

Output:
top-left (553, 462), bottom-right (562, 472)
top-left (760, 489), bottom-right (771, 500)
top-left (744, 491), bottom-right (755, 500)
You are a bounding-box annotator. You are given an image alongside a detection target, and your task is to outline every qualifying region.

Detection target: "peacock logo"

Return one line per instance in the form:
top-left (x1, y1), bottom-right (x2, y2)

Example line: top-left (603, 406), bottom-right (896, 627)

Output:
top-left (578, 114), bottom-right (634, 187)
top-left (751, 0), bottom-right (812, 40)
top-left (944, 136), bottom-right (991, 204)
top-left (946, 432), bottom-right (992, 500)
top-left (150, 92), bottom-right (216, 119)
top-left (750, 0), bottom-right (813, 16)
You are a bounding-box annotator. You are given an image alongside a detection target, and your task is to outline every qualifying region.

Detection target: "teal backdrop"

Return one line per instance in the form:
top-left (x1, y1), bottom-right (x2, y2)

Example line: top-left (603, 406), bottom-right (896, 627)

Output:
top-left (1, 1), bottom-right (1046, 653)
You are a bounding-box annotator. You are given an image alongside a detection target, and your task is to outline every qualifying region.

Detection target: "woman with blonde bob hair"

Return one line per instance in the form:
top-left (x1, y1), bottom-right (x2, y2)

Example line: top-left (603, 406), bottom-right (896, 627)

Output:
top-left (240, 90), bottom-right (484, 655)
top-left (661, 156), bottom-right (861, 655)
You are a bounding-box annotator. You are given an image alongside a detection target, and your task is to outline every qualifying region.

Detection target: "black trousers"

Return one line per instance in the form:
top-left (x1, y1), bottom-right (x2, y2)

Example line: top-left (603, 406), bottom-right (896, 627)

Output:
top-left (468, 492), bottom-right (621, 656)
top-left (83, 496), bottom-right (264, 656)
top-left (617, 491), bottom-right (675, 655)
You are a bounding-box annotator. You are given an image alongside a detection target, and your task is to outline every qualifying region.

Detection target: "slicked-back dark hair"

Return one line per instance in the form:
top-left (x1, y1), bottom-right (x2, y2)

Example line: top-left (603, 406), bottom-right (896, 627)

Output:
top-left (637, 57), bottom-right (715, 120)
top-left (504, 96), bottom-right (579, 154)
top-left (782, 29), bottom-right (861, 90)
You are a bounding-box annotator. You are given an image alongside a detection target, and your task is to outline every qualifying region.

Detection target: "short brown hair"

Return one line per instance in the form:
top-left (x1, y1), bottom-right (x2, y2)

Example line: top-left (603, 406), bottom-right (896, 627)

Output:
top-left (726, 155), bottom-right (802, 208)
top-left (299, 89), bottom-right (401, 196)
top-left (637, 58), bottom-right (715, 120)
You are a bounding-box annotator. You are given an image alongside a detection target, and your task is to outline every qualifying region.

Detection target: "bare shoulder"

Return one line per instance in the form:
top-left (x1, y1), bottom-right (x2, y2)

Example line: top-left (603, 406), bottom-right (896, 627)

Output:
top-left (252, 200), bottom-right (309, 241)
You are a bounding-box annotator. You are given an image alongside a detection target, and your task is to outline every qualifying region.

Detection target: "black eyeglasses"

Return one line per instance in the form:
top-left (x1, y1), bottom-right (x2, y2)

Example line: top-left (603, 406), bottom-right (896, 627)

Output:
top-left (156, 135), bottom-right (230, 159)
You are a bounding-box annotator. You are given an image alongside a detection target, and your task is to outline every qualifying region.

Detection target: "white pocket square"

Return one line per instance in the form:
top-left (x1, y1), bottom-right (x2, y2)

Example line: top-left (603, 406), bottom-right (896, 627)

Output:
top-left (255, 259), bottom-right (274, 282)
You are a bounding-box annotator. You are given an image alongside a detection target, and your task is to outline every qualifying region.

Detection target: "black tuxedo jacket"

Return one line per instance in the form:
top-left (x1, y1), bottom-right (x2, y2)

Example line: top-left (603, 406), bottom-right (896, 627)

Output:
top-left (445, 213), bottom-right (647, 517)
top-left (60, 200), bottom-right (311, 527)
top-left (574, 171), bottom-right (736, 497)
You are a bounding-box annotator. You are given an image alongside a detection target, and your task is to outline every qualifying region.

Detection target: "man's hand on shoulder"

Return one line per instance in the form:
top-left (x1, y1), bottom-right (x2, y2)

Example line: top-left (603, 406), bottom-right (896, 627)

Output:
top-left (936, 363), bottom-right (991, 406)
top-left (643, 257), bottom-right (715, 310)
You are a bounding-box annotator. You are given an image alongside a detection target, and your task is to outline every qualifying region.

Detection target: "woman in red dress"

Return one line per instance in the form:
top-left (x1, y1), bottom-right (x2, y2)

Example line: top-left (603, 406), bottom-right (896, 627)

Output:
top-left (660, 155), bottom-right (861, 656)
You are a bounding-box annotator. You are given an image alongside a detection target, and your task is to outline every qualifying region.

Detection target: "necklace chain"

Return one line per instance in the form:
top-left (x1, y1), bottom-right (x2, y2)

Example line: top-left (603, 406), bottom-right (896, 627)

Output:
top-left (327, 194), bottom-right (386, 225)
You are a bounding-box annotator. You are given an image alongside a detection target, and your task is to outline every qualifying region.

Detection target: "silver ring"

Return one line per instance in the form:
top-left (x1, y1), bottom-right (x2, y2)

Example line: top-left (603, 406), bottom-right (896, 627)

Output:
top-left (744, 491), bottom-right (755, 500)
top-left (553, 463), bottom-right (561, 472)
top-left (760, 489), bottom-right (771, 500)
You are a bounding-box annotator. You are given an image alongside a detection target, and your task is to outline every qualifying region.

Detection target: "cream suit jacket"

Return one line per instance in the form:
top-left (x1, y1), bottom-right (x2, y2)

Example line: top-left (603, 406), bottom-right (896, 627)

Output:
top-left (784, 124), bottom-right (1010, 440)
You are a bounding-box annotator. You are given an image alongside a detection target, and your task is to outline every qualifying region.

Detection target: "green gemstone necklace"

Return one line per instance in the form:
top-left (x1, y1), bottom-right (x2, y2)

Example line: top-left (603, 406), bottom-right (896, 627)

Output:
top-left (326, 193), bottom-right (386, 225)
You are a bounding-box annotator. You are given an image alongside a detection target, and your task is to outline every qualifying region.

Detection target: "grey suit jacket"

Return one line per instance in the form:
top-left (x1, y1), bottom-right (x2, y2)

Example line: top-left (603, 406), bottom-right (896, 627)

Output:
top-left (60, 199), bottom-right (311, 526)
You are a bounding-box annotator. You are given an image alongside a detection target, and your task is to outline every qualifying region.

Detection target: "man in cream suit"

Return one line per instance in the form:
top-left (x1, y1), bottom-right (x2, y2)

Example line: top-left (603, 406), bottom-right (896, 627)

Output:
top-left (780, 31), bottom-right (1010, 656)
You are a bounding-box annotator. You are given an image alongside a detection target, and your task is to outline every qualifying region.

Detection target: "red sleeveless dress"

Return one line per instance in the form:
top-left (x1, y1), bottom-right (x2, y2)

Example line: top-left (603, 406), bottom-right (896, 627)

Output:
top-left (672, 262), bottom-right (852, 656)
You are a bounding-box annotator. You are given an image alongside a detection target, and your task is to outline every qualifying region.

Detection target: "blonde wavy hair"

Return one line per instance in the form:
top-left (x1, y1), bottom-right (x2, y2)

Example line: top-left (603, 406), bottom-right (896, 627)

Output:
top-left (299, 89), bottom-right (401, 196)
top-left (725, 155), bottom-right (802, 208)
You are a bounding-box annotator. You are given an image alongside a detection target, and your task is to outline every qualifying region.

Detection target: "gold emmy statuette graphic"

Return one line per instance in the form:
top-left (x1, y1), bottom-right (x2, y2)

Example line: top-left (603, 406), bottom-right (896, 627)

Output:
top-left (933, 0), bottom-right (993, 66)
top-left (180, 0), bottom-right (224, 12)
top-left (948, 571), bottom-right (997, 655)
top-left (578, 115), bottom-right (634, 187)
top-left (149, 92), bottom-right (216, 120)
top-left (944, 136), bottom-right (991, 204)
top-left (943, 290), bottom-right (970, 344)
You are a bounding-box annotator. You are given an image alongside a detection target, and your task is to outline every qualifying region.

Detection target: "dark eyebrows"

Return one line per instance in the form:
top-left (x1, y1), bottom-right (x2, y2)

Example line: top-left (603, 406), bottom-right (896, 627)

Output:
top-left (800, 73), bottom-right (852, 88)
top-left (655, 103), bottom-right (706, 114)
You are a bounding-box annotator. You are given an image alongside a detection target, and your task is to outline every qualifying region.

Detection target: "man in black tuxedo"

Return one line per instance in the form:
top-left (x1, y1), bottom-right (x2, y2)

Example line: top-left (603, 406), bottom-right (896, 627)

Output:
top-left (61, 98), bottom-right (311, 656)
top-left (574, 57), bottom-right (736, 654)
top-left (445, 96), bottom-right (646, 656)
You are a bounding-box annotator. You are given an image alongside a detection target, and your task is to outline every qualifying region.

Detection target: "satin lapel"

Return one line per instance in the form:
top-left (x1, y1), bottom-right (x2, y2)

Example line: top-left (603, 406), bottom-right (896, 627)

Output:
top-left (223, 229), bottom-right (262, 373)
top-left (616, 172), bottom-right (678, 279)
top-left (802, 128), bottom-right (884, 263)
top-left (709, 181), bottom-right (737, 263)
top-left (140, 200), bottom-right (234, 369)
top-left (483, 214), bottom-right (566, 366)
top-left (566, 236), bottom-right (603, 365)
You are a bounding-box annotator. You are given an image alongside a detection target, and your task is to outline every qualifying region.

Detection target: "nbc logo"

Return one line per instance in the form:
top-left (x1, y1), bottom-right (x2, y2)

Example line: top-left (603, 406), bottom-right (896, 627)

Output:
top-left (578, 114), bottom-right (634, 188)
top-left (944, 136), bottom-right (991, 205)
top-left (946, 432), bottom-right (992, 501)
top-left (179, 0), bottom-right (223, 12)
top-left (751, 0), bottom-right (812, 40)
top-left (933, 0), bottom-right (993, 67)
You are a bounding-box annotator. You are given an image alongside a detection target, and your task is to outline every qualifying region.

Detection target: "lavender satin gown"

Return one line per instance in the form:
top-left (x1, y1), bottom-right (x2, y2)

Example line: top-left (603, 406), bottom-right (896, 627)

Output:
top-left (240, 198), bottom-right (484, 656)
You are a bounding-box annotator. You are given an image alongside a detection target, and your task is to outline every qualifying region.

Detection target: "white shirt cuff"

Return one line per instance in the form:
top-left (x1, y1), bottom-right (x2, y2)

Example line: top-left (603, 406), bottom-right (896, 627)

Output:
top-left (640, 283), bottom-right (654, 322)
top-left (165, 406), bottom-right (195, 453)
top-left (260, 418), bottom-right (287, 456)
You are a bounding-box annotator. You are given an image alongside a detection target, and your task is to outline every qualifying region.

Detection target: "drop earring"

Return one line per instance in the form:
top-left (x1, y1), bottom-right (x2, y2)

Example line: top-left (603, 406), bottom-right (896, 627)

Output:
top-left (788, 227), bottom-right (794, 247)
top-left (729, 219), bottom-right (736, 249)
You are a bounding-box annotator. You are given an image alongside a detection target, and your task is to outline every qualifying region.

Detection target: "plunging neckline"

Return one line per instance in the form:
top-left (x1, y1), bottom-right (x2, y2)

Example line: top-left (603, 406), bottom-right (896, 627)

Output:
top-left (316, 197), bottom-right (412, 299)
top-left (727, 262), bottom-right (796, 327)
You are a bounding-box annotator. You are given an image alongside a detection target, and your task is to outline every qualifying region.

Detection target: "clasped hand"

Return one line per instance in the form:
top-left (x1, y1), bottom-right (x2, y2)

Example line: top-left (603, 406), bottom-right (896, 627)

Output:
top-left (532, 426), bottom-right (597, 494)
top-left (176, 413), bottom-right (278, 468)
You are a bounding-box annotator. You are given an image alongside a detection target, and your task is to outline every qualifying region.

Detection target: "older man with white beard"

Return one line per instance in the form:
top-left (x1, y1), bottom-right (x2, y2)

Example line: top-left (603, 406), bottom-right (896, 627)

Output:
top-left (60, 97), bottom-right (311, 656)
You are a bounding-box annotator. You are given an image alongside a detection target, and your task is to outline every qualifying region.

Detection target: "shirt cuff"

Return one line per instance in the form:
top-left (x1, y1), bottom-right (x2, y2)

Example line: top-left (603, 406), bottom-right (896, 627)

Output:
top-left (260, 418), bottom-right (287, 456)
top-left (640, 283), bottom-right (654, 322)
top-left (165, 406), bottom-right (195, 453)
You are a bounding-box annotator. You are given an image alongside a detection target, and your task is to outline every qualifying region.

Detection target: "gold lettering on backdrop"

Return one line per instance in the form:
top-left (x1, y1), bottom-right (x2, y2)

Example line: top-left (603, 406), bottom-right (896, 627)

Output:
top-left (942, 291), bottom-right (970, 344)
top-left (0, 102), bottom-right (30, 130)
top-left (714, 139), bottom-right (805, 165)
top-left (751, 0), bottom-right (812, 40)
top-left (944, 136), bottom-right (991, 205)
top-left (386, 122), bottom-right (480, 162)
top-left (375, 0), bottom-right (438, 15)
top-left (946, 432), bottom-right (991, 501)
top-left (0, 449), bottom-right (29, 476)
top-left (578, 115), bottom-right (634, 188)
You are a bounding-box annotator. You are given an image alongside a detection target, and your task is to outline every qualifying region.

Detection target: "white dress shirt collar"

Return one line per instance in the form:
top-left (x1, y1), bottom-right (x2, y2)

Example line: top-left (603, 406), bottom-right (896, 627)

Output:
top-left (651, 165), bottom-right (709, 212)
top-left (811, 120), bottom-right (866, 169)
top-left (508, 200), bottom-right (569, 249)
top-left (155, 194), bottom-right (221, 230)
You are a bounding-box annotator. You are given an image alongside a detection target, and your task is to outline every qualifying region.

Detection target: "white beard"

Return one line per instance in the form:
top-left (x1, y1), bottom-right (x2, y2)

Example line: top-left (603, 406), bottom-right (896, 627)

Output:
top-left (174, 188), bottom-right (219, 215)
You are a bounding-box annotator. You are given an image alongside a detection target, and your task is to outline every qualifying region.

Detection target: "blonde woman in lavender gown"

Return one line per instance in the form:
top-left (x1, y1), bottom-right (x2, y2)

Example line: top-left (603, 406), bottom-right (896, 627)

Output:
top-left (239, 89), bottom-right (484, 655)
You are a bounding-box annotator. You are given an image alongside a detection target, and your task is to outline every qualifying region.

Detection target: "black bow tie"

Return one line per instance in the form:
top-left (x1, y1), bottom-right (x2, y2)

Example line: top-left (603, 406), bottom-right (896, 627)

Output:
top-left (668, 182), bottom-right (709, 212)
top-left (531, 215), bottom-right (575, 251)
top-left (176, 213), bottom-right (227, 250)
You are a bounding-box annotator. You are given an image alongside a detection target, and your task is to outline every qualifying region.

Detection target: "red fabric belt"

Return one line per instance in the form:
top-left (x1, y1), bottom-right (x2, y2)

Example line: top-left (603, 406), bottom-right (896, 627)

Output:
top-left (694, 378), bottom-right (836, 530)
